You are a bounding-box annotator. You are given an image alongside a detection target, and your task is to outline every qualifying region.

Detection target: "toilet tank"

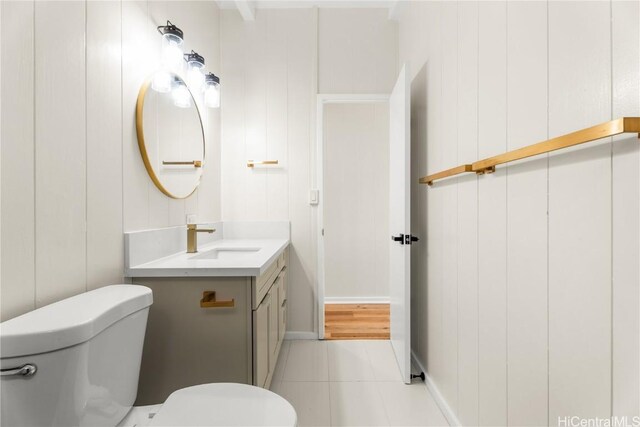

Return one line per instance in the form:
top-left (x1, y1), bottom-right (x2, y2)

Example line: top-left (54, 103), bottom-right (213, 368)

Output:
top-left (0, 285), bottom-right (153, 427)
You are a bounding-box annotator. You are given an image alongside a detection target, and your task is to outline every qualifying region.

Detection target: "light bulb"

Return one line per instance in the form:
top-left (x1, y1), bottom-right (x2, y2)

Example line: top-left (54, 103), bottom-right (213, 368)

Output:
top-left (204, 73), bottom-right (221, 108)
top-left (184, 51), bottom-right (205, 92)
top-left (172, 83), bottom-right (191, 108)
top-left (187, 66), bottom-right (205, 91)
top-left (162, 39), bottom-right (184, 72)
top-left (151, 70), bottom-right (172, 93)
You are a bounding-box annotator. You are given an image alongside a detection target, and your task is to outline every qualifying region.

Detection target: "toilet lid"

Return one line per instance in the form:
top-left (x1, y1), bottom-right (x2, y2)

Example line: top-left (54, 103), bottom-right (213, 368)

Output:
top-left (149, 383), bottom-right (297, 426)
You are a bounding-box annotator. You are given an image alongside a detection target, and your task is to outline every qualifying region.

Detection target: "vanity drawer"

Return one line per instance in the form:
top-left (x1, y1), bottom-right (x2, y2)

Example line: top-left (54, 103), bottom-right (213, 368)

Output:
top-left (252, 249), bottom-right (288, 310)
top-left (255, 260), bottom-right (279, 298)
top-left (277, 250), bottom-right (286, 270)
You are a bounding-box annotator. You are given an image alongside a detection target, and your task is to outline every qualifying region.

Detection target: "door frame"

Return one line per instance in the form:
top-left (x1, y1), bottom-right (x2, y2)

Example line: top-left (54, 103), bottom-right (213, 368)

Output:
top-left (315, 93), bottom-right (390, 340)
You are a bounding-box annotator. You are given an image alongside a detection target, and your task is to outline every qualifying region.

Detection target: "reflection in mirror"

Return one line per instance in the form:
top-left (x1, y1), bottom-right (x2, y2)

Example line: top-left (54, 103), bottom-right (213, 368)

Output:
top-left (136, 73), bottom-right (205, 199)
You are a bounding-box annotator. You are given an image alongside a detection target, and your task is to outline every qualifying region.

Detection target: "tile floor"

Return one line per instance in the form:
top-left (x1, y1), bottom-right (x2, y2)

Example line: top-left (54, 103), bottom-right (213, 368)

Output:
top-left (270, 340), bottom-right (449, 427)
top-left (119, 340), bottom-right (449, 427)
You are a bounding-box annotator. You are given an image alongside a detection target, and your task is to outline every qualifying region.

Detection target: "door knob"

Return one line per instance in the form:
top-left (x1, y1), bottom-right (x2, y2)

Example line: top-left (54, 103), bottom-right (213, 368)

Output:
top-left (405, 235), bottom-right (420, 245)
top-left (391, 234), bottom-right (405, 245)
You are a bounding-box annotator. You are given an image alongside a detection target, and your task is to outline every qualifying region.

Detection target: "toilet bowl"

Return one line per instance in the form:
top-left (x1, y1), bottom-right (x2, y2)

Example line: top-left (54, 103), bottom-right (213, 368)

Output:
top-left (0, 285), bottom-right (296, 427)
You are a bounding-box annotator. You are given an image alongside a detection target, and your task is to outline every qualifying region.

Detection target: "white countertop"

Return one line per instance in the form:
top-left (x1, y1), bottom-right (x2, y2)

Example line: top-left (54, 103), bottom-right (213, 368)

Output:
top-left (126, 238), bottom-right (290, 277)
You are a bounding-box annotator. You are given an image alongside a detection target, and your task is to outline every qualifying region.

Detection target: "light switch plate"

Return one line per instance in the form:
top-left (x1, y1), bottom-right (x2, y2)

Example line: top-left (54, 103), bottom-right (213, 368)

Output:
top-left (309, 189), bottom-right (319, 205)
top-left (186, 213), bottom-right (197, 224)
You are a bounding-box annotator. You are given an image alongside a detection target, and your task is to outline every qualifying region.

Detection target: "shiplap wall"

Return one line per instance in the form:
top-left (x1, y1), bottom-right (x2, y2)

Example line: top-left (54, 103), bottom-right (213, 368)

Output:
top-left (1, 1), bottom-right (221, 321)
top-left (220, 8), bottom-right (398, 333)
top-left (323, 102), bottom-right (390, 299)
top-left (400, 1), bottom-right (640, 425)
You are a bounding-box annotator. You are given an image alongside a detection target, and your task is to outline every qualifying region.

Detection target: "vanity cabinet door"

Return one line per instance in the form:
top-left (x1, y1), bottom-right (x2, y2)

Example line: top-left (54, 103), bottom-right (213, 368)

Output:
top-left (254, 293), bottom-right (270, 388)
top-left (278, 269), bottom-right (287, 343)
top-left (268, 280), bottom-right (279, 373)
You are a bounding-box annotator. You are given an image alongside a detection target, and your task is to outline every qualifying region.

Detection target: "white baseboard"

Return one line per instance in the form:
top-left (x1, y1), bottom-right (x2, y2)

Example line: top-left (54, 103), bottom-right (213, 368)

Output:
top-left (284, 331), bottom-right (318, 340)
top-left (324, 296), bottom-right (390, 304)
top-left (411, 351), bottom-right (462, 427)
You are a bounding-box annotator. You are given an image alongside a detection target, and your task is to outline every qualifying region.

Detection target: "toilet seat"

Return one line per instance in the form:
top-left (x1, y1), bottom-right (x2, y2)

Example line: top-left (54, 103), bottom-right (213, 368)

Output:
top-left (148, 383), bottom-right (297, 426)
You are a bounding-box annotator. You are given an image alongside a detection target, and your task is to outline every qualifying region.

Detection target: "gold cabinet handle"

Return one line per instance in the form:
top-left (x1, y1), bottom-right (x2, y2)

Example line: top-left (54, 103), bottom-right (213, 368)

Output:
top-left (200, 291), bottom-right (235, 308)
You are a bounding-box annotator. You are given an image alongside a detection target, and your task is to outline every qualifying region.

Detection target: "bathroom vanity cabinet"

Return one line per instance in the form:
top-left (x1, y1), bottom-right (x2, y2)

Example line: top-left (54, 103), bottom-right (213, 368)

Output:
top-left (133, 247), bottom-right (288, 405)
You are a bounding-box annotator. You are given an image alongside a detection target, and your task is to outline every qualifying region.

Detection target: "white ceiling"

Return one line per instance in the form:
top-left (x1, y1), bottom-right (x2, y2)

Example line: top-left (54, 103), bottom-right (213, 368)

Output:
top-left (216, 0), bottom-right (401, 22)
top-left (215, 0), bottom-right (396, 10)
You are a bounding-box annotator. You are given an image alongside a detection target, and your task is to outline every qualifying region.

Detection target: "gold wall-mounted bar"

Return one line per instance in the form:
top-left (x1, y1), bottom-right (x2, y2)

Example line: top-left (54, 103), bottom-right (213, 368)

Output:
top-left (247, 160), bottom-right (279, 168)
top-left (163, 160), bottom-right (203, 167)
top-left (420, 117), bottom-right (640, 186)
top-left (419, 165), bottom-right (473, 186)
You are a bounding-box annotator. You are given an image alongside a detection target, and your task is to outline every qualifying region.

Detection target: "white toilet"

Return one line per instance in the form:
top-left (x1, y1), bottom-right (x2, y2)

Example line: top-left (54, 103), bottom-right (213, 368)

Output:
top-left (0, 285), bottom-right (297, 427)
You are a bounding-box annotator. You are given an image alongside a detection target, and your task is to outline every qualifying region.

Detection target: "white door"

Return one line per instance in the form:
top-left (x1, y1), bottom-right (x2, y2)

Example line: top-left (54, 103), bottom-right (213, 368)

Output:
top-left (389, 64), bottom-right (411, 384)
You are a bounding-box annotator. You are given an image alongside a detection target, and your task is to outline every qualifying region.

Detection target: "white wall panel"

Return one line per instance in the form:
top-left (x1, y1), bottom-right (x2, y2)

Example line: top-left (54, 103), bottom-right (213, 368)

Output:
top-left (221, 8), bottom-right (318, 333)
top-left (34, 1), bottom-right (87, 307)
top-left (440, 1), bottom-right (459, 412)
top-left (220, 11), bottom-right (246, 221)
top-left (477, 2), bottom-right (507, 425)
top-left (244, 12), bottom-right (268, 220)
top-left (318, 8), bottom-right (398, 94)
top-left (86, 0), bottom-right (124, 290)
top-left (145, 1), bottom-right (169, 229)
top-left (424, 1), bottom-right (444, 390)
top-left (611, 0), bottom-right (640, 418)
top-left (285, 8), bottom-right (317, 333)
top-left (2, 0), bottom-right (222, 320)
top-left (265, 11), bottom-right (289, 221)
top-left (455, 1), bottom-right (479, 424)
top-left (403, 0), bottom-right (639, 424)
top-left (323, 103), bottom-right (389, 299)
top-left (505, 2), bottom-right (548, 425)
top-left (548, 2), bottom-right (612, 421)
top-left (122, 1), bottom-right (154, 231)
top-left (1, 0), bottom-right (36, 320)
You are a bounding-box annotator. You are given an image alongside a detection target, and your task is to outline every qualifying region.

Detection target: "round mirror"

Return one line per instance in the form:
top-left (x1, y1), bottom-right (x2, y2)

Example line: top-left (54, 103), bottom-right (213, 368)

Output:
top-left (135, 73), bottom-right (205, 199)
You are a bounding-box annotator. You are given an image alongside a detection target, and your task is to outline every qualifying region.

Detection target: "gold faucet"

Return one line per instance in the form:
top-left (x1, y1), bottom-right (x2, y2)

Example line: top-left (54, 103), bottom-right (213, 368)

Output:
top-left (187, 224), bottom-right (216, 253)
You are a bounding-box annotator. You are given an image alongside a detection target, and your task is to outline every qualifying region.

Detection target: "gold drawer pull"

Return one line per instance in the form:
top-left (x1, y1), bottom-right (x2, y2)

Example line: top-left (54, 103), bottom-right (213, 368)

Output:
top-left (200, 291), bottom-right (235, 308)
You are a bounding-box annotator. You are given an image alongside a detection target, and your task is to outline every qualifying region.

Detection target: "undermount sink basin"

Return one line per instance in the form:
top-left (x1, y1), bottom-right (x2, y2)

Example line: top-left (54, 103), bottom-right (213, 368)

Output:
top-left (190, 247), bottom-right (261, 260)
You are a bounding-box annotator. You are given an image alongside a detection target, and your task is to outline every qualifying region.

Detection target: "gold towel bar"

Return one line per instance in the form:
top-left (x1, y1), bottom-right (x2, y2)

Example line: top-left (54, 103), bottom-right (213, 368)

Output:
top-left (420, 117), bottom-right (640, 186)
top-left (247, 160), bottom-right (279, 168)
top-left (163, 160), bottom-right (202, 168)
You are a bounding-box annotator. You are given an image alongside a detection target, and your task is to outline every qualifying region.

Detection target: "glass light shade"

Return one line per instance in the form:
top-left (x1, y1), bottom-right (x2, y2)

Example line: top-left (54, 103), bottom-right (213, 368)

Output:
top-left (172, 84), bottom-right (191, 108)
top-left (187, 62), bottom-right (205, 91)
top-left (162, 34), bottom-right (184, 72)
top-left (151, 70), bottom-right (172, 93)
top-left (205, 81), bottom-right (220, 108)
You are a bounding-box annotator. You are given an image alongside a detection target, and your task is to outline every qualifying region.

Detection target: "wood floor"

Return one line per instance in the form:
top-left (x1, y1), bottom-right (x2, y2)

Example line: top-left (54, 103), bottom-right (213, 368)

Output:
top-left (324, 303), bottom-right (390, 340)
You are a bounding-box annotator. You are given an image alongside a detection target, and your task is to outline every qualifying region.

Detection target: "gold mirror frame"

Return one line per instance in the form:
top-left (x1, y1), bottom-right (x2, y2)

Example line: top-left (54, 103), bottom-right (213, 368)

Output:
top-left (135, 75), bottom-right (206, 199)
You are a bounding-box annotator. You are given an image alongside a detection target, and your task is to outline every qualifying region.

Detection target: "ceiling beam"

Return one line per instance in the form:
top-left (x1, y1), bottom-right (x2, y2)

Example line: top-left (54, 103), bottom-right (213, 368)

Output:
top-left (235, 0), bottom-right (256, 21)
top-left (387, 0), bottom-right (403, 21)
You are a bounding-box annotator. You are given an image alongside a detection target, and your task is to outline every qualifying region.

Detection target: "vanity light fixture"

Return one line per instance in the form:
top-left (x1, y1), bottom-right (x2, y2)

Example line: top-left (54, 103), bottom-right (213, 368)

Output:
top-left (157, 21), bottom-right (184, 73)
top-left (154, 20), bottom-right (222, 107)
top-left (184, 50), bottom-right (206, 91)
top-left (204, 73), bottom-right (221, 108)
top-left (172, 78), bottom-right (192, 108)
